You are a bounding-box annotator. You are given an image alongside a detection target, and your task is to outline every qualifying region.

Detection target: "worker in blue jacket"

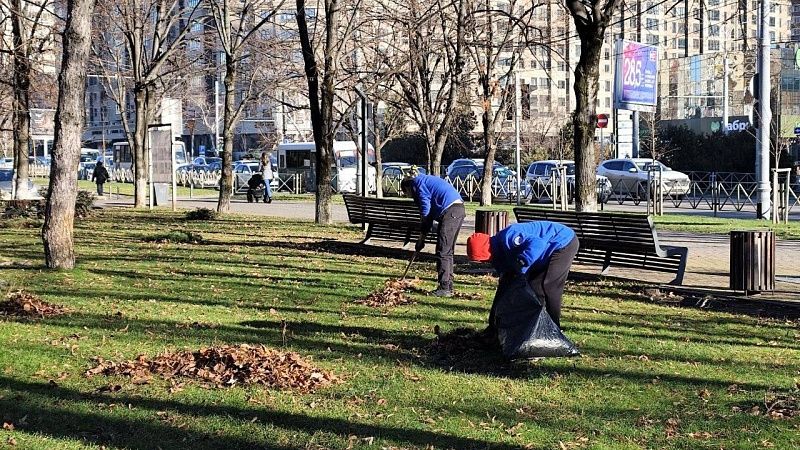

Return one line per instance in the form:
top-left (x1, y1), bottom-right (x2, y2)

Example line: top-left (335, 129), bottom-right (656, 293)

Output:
top-left (401, 175), bottom-right (465, 297)
top-left (467, 221), bottom-right (579, 328)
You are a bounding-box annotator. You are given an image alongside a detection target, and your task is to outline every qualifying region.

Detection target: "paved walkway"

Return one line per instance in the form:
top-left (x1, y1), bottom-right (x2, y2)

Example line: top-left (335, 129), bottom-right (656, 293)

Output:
top-left (97, 194), bottom-right (800, 300)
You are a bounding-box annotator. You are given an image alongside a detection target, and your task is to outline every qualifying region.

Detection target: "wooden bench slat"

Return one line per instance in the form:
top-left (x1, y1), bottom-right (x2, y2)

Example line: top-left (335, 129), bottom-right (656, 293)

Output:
top-left (513, 206), bottom-right (688, 285)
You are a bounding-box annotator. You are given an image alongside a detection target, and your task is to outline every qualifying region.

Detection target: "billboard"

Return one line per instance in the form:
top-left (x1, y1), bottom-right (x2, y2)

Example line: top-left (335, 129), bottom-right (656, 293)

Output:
top-left (614, 40), bottom-right (659, 112)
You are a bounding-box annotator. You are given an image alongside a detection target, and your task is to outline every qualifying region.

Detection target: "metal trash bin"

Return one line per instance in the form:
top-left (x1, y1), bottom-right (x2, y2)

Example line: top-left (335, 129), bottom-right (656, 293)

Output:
top-left (730, 230), bottom-right (775, 294)
top-left (475, 210), bottom-right (508, 236)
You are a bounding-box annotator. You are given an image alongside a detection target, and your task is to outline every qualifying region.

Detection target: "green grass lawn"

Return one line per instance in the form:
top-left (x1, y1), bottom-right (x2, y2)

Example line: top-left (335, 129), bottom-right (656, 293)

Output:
top-left (0, 210), bottom-right (797, 449)
top-left (32, 178), bottom-right (221, 198)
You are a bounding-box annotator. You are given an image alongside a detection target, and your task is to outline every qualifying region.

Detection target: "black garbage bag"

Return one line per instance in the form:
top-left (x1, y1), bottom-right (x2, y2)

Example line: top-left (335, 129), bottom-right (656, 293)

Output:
top-left (493, 275), bottom-right (580, 359)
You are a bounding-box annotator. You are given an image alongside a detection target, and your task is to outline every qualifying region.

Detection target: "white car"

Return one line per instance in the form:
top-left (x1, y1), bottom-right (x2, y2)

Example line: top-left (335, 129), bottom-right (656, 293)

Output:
top-left (0, 157), bottom-right (13, 170)
top-left (0, 169), bottom-right (41, 200)
top-left (526, 160), bottom-right (611, 203)
top-left (597, 158), bottom-right (691, 198)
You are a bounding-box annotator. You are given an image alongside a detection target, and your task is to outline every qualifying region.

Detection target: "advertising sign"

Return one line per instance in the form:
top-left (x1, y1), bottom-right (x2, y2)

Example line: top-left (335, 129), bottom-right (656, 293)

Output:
top-left (614, 40), bottom-right (659, 112)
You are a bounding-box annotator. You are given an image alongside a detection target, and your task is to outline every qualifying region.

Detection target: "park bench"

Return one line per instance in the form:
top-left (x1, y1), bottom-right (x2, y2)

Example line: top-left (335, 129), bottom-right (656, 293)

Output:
top-left (513, 207), bottom-right (688, 285)
top-left (342, 194), bottom-right (438, 248)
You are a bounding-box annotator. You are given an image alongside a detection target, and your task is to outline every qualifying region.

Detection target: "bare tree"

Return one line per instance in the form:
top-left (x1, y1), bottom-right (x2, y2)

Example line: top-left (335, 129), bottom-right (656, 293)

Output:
top-left (296, 0), bottom-right (364, 223)
top-left (0, 0), bottom-right (53, 197)
top-left (207, 0), bottom-right (284, 213)
top-left (467, 0), bottom-right (535, 205)
top-left (93, 0), bottom-right (200, 207)
top-left (566, 0), bottom-right (620, 212)
top-left (42, 0), bottom-right (95, 268)
top-left (389, 0), bottom-right (468, 175)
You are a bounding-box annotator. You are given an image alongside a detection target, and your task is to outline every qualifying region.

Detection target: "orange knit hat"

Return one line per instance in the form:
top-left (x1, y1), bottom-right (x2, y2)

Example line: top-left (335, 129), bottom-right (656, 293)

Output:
top-left (467, 232), bottom-right (492, 262)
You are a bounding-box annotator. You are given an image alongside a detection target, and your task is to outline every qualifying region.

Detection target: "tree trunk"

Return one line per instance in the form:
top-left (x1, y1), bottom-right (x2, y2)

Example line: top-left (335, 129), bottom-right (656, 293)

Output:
top-left (572, 34), bottom-right (601, 212)
top-left (11, 0), bottom-right (31, 198)
top-left (217, 58), bottom-right (236, 213)
top-left (133, 87), bottom-right (148, 207)
top-left (296, 0), bottom-right (334, 224)
top-left (42, 0), bottom-right (96, 269)
top-left (479, 112), bottom-right (496, 207)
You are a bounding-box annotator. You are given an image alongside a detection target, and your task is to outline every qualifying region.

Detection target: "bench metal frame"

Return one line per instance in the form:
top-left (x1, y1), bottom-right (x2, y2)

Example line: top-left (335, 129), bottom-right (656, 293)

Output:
top-left (513, 207), bottom-right (688, 285)
top-left (343, 194), bottom-right (437, 248)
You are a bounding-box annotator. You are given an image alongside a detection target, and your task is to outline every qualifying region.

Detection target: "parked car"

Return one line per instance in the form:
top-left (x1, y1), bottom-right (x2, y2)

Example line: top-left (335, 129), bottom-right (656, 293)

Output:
top-left (445, 158), bottom-right (503, 178)
top-left (597, 158), bottom-right (691, 198)
top-left (381, 162), bottom-right (427, 196)
top-left (447, 160), bottom-right (530, 201)
top-left (0, 157), bottom-right (13, 170)
top-left (526, 160), bottom-right (611, 203)
top-left (0, 169), bottom-right (40, 200)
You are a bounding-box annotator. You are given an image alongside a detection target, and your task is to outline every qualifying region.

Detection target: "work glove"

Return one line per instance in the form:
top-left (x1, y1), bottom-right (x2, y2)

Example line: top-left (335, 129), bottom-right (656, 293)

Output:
top-left (415, 238), bottom-right (425, 252)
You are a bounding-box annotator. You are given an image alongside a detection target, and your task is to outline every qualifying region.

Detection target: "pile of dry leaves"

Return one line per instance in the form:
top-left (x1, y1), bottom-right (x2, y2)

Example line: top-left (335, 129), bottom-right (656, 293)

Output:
top-left (735, 392), bottom-right (799, 420)
top-left (85, 344), bottom-right (337, 392)
top-left (0, 291), bottom-right (68, 318)
top-left (356, 278), bottom-right (419, 308)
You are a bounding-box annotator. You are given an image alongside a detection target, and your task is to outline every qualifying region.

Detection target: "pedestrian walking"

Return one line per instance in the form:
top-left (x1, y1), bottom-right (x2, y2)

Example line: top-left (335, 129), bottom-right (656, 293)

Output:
top-left (259, 152), bottom-right (274, 203)
top-left (400, 175), bottom-right (465, 297)
top-left (91, 160), bottom-right (110, 196)
top-left (467, 221), bottom-right (579, 329)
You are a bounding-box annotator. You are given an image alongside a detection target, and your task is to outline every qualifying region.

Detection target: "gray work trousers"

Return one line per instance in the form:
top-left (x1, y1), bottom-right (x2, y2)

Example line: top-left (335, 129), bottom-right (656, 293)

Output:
top-left (435, 203), bottom-right (466, 291)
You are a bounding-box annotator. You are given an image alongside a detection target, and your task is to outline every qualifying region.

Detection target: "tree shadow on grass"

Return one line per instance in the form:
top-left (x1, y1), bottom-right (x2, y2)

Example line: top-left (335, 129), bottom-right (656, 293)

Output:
top-left (0, 376), bottom-right (526, 450)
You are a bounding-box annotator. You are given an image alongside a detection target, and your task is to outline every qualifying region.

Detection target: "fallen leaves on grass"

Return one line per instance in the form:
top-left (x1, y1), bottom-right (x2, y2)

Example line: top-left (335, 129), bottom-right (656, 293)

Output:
top-left (426, 325), bottom-right (497, 361)
top-left (664, 417), bottom-right (680, 438)
top-left (0, 291), bottom-right (69, 318)
top-left (451, 291), bottom-right (483, 301)
top-left (356, 278), bottom-right (419, 308)
top-left (733, 392), bottom-right (799, 420)
top-left (85, 344), bottom-right (337, 392)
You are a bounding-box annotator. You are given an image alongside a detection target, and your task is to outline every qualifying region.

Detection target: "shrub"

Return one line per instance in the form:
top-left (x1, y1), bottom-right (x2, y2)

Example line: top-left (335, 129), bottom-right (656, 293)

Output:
top-left (185, 207), bottom-right (218, 221)
top-left (144, 230), bottom-right (203, 244)
top-left (74, 190), bottom-right (96, 218)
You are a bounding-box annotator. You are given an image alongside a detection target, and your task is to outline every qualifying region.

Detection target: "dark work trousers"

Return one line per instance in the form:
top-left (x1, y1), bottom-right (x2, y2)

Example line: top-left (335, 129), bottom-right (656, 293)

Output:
top-left (488, 236), bottom-right (580, 329)
top-left (96, 183), bottom-right (104, 196)
top-left (526, 236), bottom-right (579, 327)
top-left (435, 202), bottom-right (466, 291)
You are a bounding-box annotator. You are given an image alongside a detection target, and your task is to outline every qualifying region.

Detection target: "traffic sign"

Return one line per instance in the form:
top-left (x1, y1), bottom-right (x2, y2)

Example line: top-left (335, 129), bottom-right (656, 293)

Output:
top-left (794, 126), bottom-right (800, 136)
top-left (597, 114), bottom-right (609, 129)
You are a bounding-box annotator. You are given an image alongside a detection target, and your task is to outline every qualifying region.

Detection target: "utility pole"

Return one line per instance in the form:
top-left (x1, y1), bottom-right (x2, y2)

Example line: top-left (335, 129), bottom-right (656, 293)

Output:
top-left (699, 0), bottom-right (705, 54)
top-left (722, 56), bottom-right (729, 133)
top-left (514, 70), bottom-right (521, 206)
top-left (636, 0), bottom-right (641, 42)
top-left (684, 0), bottom-right (689, 57)
top-left (214, 79), bottom-right (220, 155)
top-left (756, 0), bottom-right (772, 219)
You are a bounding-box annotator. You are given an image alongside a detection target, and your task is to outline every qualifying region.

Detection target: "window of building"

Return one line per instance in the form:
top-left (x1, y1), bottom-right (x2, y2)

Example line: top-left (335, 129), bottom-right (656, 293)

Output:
top-left (769, 17), bottom-right (775, 27)
top-left (708, 10), bottom-right (719, 20)
top-left (605, 97), bottom-right (610, 108)
top-left (708, 0), bottom-right (719, 5)
top-left (559, 97), bottom-right (566, 107)
top-left (646, 34), bottom-right (659, 44)
top-left (557, 80), bottom-right (566, 89)
top-left (605, 80), bottom-right (611, 91)
top-left (708, 40), bottom-right (720, 51)
top-left (646, 18), bottom-right (658, 30)
top-left (604, 64), bottom-right (610, 73)
top-left (709, 25), bottom-right (719, 36)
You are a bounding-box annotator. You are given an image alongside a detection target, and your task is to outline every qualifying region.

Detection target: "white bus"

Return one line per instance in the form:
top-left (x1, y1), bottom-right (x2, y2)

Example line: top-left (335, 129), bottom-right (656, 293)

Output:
top-left (112, 141), bottom-right (188, 170)
top-left (276, 141), bottom-right (376, 193)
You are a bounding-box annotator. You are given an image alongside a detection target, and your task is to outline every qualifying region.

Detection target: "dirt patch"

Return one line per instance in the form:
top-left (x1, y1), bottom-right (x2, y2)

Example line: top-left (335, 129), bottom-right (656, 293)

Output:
top-left (426, 326), bottom-right (499, 365)
top-left (356, 278), bottom-right (420, 308)
top-left (0, 291), bottom-right (69, 318)
top-left (85, 344), bottom-right (337, 392)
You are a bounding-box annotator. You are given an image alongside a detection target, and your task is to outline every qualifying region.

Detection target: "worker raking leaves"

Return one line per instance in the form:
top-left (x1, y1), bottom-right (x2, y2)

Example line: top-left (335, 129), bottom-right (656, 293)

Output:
top-left (467, 221), bottom-right (580, 359)
top-left (400, 175), bottom-right (465, 297)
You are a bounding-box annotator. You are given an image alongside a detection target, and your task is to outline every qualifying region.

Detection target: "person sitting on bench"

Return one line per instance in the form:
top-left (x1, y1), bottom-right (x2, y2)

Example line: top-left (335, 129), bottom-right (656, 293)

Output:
top-left (467, 221), bottom-right (579, 329)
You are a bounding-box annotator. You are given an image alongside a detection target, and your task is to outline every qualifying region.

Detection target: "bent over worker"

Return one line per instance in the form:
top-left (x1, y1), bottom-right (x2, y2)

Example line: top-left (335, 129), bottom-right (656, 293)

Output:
top-left (467, 221), bottom-right (579, 328)
top-left (401, 175), bottom-right (465, 297)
